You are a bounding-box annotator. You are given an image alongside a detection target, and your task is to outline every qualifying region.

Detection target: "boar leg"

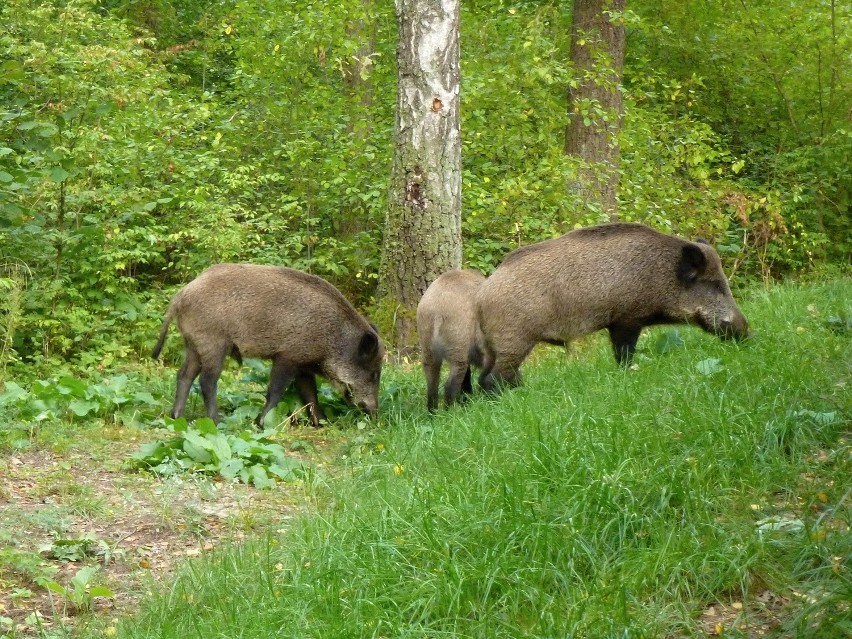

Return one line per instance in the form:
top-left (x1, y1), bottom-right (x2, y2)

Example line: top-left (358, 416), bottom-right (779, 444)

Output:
top-left (423, 357), bottom-right (442, 412)
top-left (294, 373), bottom-right (326, 428)
top-left (171, 346), bottom-right (201, 419)
top-left (444, 360), bottom-right (470, 407)
top-left (481, 359), bottom-right (522, 391)
top-left (461, 367), bottom-right (473, 395)
top-left (480, 341), bottom-right (531, 391)
top-left (198, 349), bottom-right (228, 423)
top-left (608, 324), bottom-right (642, 366)
top-left (477, 350), bottom-right (495, 390)
top-left (256, 356), bottom-right (297, 427)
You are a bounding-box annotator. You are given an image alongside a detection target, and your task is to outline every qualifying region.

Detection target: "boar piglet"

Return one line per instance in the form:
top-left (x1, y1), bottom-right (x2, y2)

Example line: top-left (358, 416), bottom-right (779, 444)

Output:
top-left (152, 263), bottom-right (384, 428)
top-left (476, 222), bottom-right (749, 389)
top-left (416, 269), bottom-right (490, 411)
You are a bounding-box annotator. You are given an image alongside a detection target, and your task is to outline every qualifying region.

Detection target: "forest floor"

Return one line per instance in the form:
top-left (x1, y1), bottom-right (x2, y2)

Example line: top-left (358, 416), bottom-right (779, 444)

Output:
top-left (3, 421), bottom-right (843, 638)
top-left (1, 278), bottom-right (850, 638)
top-left (0, 419), bottom-right (341, 637)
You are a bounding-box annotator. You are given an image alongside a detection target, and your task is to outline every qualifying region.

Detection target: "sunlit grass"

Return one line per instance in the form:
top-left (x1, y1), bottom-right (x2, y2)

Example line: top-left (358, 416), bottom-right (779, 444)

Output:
top-left (94, 279), bottom-right (850, 638)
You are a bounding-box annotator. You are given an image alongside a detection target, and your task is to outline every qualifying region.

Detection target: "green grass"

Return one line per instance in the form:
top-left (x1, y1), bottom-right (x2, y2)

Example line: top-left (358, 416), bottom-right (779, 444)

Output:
top-left (94, 279), bottom-right (850, 638)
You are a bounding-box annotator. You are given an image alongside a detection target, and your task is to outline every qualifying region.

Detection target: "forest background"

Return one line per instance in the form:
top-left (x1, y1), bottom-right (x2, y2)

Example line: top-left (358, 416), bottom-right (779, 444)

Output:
top-left (0, 0), bottom-right (849, 375)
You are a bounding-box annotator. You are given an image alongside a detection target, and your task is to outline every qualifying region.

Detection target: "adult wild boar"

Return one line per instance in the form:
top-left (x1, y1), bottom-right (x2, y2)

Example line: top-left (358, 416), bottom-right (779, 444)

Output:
top-left (152, 264), bottom-right (384, 428)
top-left (476, 223), bottom-right (749, 389)
top-left (416, 269), bottom-right (490, 411)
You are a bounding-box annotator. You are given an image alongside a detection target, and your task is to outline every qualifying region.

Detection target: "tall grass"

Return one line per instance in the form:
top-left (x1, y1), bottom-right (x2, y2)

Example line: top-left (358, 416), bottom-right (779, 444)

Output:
top-left (103, 279), bottom-right (850, 638)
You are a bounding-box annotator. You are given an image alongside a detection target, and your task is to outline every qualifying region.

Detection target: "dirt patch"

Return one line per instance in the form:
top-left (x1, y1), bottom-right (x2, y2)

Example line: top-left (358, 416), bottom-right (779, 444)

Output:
top-left (0, 427), bottom-right (328, 637)
top-left (698, 590), bottom-right (790, 636)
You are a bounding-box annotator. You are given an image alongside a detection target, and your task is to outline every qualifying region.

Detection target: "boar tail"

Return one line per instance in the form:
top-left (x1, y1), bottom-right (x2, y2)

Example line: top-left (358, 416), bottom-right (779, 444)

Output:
top-left (151, 305), bottom-right (176, 360)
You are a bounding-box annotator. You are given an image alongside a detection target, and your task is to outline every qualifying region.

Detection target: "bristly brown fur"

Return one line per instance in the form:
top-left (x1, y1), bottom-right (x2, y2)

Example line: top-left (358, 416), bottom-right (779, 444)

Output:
top-left (476, 223), bottom-right (749, 389)
top-left (153, 263), bottom-right (384, 428)
top-left (416, 269), bottom-right (487, 411)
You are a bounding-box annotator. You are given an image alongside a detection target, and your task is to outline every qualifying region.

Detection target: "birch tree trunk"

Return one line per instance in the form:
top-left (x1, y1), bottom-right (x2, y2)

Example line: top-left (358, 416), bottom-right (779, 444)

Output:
top-left (565, 0), bottom-right (625, 220)
top-left (377, 0), bottom-right (462, 355)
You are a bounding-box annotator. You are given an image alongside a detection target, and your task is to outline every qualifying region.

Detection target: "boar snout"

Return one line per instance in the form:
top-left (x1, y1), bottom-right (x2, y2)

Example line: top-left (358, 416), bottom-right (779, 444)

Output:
top-left (706, 310), bottom-right (751, 342)
top-left (343, 386), bottom-right (378, 419)
top-left (713, 311), bottom-right (750, 341)
top-left (358, 398), bottom-right (378, 419)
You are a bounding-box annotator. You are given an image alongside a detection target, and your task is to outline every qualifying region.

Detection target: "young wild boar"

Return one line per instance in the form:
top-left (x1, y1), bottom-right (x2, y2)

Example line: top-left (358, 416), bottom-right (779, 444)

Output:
top-left (151, 264), bottom-right (384, 428)
top-left (416, 269), bottom-right (490, 411)
top-left (476, 222), bottom-right (749, 389)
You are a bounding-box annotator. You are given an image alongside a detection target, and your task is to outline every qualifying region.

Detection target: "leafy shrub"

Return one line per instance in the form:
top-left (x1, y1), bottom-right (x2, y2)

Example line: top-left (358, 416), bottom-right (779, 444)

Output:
top-left (128, 418), bottom-right (307, 489)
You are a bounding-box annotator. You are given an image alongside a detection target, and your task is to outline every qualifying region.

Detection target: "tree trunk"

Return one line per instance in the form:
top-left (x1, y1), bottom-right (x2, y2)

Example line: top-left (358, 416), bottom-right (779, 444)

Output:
top-left (565, 0), bottom-right (625, 220)
top-left (377, 0), bottom-right (462, 356)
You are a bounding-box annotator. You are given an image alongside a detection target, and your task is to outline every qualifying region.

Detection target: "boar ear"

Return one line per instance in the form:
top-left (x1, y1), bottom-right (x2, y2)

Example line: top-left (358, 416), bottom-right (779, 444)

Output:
top-left (678, 244), bottom-right (707, 285)
top-left (357, 330), bottom-right (380, 361)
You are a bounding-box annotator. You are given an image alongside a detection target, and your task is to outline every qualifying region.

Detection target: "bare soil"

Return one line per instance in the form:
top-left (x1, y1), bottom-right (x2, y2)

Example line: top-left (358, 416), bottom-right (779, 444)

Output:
top-left (0, 424), bottom-right (335, 637)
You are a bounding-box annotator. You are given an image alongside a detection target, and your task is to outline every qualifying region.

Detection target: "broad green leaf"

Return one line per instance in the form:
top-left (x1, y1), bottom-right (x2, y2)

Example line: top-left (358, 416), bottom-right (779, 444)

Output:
top-left (133, 391), bottom-right (159, 405)
top-left (70, 566), bottom-right (99, 591)
top-left (36, 123), bottom-right (59, 137)
top-left (129, 441), bottom-right (171, 463)
top-left (654, 329), bottom-right (684, 354)
top-left (69, 399), bottom-right (100, 417)
top-left (194, 418), bottom-right (218, 435)
top-left (229, 438), bottom-right (251, 456)
top-left (183, 432), bottom-right (213, 463)
top-left (50, 167), bottom-right (70, 182)
top-left (696, 358), bottom-right (723, 376)
top-left (0, 381), bottom-right (27, 405)
top-left (218, 458), bottom-right (245, 480)
top-left (152, 462), bottom-right (179, 476)
top-left (207, 433), bottom-right (233, 462)
top-left (88, 586), bottom-right (115, 598)
top-left (249, 465), bottom-right (274, 489)
top-left (42, 580), bottom-right (68, 595)
top-left (166, 417), bottom-right (189, 433)
top-left (57, 377), bottom-right (88, 397)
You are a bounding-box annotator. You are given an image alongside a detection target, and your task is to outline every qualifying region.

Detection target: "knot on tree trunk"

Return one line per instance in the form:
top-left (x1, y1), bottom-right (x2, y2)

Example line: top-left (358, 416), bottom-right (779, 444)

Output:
top-left (405, 166), bottom-right (427, 209)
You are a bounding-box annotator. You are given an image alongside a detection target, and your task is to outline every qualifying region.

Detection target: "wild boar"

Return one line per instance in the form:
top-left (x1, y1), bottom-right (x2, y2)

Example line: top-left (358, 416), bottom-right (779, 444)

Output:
top-left (416, 269), bottom-right (490, 411)
top-left (151, 263), bottom-right (384, 428)
top-left (476, 222), bottom-right (749, 388)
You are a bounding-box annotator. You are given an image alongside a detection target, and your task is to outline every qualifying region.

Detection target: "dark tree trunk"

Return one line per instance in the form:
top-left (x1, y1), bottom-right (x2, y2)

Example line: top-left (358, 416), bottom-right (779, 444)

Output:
top-left (377, 0), bottom-right (462, 356)
top-left (565, 0), bottom-right (625, 220)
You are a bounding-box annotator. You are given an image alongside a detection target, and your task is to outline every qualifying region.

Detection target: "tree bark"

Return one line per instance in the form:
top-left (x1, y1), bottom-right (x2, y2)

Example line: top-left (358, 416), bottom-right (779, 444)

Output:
top-left (377, 0), bottom-right (462, 355)
top-left (565, 0), bottom-right (625, 220)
